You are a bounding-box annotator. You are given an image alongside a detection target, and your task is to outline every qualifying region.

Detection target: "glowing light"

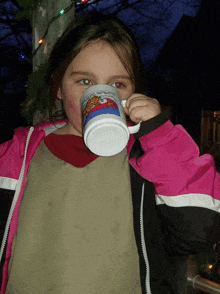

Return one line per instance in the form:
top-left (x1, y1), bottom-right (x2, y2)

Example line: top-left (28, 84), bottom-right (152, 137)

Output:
top-left (19, 54), bottom-right (25, 59)
top-left (39, 39), bottom-right (43, 44)
top-left (208, 264), bottom-right (213, 269)
top-left (59, 9), bottom-right (65, 15)
top-left (81, 0), bottom-right (89, 3)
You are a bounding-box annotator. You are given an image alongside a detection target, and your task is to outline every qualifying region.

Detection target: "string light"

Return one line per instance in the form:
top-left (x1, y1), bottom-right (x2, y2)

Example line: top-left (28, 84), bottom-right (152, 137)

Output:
top-left (19, 54), bottom-right (25, 59)
top-left (34, 0), bottom-right (76, 57)
top-left (34, 0), bottom-right (96, 56)
top-left (32, 0), bottom-right (99, 58)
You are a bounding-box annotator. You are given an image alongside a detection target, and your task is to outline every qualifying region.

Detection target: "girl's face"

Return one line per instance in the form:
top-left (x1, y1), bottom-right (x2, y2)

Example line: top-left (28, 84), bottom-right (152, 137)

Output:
top-left (57, 40), bottom-right (134, 136)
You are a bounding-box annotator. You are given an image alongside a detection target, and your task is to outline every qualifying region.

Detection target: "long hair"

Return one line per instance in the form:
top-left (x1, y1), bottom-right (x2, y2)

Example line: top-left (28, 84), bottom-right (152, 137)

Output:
top-left (23, 12), bottom-right (146, 123)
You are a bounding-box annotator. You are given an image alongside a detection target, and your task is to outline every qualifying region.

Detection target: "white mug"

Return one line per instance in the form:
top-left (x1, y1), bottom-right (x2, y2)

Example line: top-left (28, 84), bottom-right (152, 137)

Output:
top-left (81, 84), bottom-right (141, 156)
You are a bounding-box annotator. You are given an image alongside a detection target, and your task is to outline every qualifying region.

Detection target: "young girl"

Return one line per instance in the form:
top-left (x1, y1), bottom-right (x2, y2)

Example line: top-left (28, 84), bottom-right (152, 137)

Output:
top-left (0, 12), bottom-right (220, 294)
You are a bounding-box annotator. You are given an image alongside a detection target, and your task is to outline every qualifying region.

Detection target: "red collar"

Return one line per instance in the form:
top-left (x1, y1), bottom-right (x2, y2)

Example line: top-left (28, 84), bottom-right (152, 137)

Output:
top-left (44, 133), bottom-right (99, 167)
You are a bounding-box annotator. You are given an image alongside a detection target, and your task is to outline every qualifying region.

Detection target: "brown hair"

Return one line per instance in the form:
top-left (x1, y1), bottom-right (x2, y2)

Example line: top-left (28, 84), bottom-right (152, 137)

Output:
top-left (46, 12), bottom-right (146, 121)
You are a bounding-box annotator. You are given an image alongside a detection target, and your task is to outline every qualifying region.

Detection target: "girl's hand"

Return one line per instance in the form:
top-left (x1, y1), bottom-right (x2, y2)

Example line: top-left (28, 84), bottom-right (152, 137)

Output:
top-left (123, 94), bottom-right (161, 124)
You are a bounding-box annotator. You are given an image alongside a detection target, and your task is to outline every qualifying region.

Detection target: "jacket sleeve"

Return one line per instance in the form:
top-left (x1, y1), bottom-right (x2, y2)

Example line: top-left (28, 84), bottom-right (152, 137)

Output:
top-left (130, 110), bottom-right (220, 256)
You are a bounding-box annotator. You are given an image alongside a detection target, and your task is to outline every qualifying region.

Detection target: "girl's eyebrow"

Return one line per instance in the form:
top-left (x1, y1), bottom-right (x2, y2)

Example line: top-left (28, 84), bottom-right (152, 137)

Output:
top-left (69, 71), bottom-right (131, 80)
top-left (70, 71), bottom-right (95, 77)
top-left (109, 75), bottom-right (131, 80)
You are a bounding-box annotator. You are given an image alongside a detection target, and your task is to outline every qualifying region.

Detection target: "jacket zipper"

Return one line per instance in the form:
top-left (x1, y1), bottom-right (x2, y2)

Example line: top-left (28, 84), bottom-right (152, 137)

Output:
top-left (0, 127), bottom-right (34, 264)
top-left (140, 182), bottom-right (151, 294)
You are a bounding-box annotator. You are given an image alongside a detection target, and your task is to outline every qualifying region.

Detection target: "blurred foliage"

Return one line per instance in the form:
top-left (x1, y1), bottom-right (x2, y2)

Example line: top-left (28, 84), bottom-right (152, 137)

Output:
top-left (13, 0), bottom-right (44, 23)
top-left (20, 62), bottom-right (49, 124)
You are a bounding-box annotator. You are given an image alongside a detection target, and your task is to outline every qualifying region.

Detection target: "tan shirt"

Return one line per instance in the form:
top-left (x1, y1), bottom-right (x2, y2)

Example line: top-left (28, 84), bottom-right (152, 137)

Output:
top-left (6, 141), bottom-right (142, 293)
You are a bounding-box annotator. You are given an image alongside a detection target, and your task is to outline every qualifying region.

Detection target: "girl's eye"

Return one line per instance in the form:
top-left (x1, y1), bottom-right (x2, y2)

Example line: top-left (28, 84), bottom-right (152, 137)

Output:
top-left (79, 79), bottom-right (92, 86)
top-left (112, 82), bottom-right (124, 88)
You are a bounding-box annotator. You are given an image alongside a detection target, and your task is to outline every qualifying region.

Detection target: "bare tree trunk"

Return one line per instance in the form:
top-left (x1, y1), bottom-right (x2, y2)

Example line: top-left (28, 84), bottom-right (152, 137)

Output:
top-left (32, 0), bottom-right (75, 124)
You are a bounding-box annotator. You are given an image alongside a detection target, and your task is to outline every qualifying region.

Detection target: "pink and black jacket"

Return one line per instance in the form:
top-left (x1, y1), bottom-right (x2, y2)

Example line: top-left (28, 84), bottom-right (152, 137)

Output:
top-left (0, 109), bottom-right (220, 293)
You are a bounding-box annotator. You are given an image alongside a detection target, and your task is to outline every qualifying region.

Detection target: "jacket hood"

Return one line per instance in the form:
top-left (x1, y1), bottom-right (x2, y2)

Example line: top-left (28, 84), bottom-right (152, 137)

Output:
top-left (15, 120), bottom-right (67, 154)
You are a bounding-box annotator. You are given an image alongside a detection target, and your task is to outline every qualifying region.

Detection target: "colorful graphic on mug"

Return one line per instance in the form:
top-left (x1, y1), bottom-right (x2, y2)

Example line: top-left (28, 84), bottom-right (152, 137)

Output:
top-left (83, 95), bottom-right (120, 127)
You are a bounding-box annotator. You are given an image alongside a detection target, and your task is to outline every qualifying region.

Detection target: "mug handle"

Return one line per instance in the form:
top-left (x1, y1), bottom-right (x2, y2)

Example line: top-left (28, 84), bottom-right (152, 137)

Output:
top-left (121, 100), bottom-right (141, 134)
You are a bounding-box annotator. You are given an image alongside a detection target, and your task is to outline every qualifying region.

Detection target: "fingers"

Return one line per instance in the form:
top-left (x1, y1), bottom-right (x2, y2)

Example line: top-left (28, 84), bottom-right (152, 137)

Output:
top-left (123, 94), bottom-right (161, 123)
